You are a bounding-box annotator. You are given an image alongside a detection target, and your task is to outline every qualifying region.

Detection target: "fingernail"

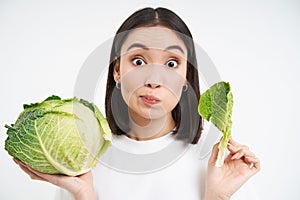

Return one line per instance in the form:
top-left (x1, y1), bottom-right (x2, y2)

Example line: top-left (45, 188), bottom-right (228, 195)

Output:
top-left (227, 143), bottom-right (234, 149)
top-left (249, 163), bottom-right (254, 168)
top-left (231, 152), bottom-right (239, 160)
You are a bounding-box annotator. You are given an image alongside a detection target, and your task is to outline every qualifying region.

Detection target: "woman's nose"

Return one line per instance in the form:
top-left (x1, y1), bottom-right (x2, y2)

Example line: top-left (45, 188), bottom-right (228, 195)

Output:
top-left (144, 64), bottom-right (164, 88)
top-left (146, 82), bottom-right (161, 88)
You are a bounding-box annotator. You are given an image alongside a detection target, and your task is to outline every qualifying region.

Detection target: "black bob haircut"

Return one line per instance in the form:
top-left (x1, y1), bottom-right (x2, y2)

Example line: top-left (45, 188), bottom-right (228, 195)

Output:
top-left (105, 7), bottom-right (203, 144)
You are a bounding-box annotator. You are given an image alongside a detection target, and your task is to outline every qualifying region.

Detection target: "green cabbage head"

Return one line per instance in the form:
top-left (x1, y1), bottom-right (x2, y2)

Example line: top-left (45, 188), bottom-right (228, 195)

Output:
top-left (4, 95), bottom-right (112, 176)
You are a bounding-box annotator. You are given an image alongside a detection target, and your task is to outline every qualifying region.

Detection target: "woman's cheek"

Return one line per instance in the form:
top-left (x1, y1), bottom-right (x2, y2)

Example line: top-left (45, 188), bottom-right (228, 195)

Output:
top-left (119, 64), bottom-right (186, 107)
top-left (120, 69), bottom-right (145, 105)
top-left (163, 92), bottom-right (180, 112)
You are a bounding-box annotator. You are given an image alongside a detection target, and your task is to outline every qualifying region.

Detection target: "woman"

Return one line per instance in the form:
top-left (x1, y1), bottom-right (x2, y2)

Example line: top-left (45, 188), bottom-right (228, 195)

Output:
top-left (15, 7), bottom-right (260, 200)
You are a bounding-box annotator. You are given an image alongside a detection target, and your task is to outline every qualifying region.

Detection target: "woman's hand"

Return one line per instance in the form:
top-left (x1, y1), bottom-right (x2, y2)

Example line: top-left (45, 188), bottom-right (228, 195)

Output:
top-left (205, 138), bottom-right (260, 200)
top-left (13, 159), bottom-right (97, 200)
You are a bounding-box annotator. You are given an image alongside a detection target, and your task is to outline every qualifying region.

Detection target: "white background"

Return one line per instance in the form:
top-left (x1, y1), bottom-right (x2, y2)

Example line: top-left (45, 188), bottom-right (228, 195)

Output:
top-left (0, 0), bottom-right (299, 199)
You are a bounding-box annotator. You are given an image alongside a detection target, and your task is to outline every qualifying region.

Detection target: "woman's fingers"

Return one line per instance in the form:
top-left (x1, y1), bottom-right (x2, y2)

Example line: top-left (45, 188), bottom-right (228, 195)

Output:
top-left (229, 146), bottom-right (256, 160)
top-left (12, 159), bottom-right (96, 198)
top-left (14, 159), bottom-right (75, 189)
top-left (226, 138), bottom-right (260, 172)
top-left (208, 142), bottom-right (220, 165)
top-left (228, 137), bottom-right (241, 146)
top-left (227, 138), bottom-right (255, 158)
top-left (245, 156), bottom-right (261, 171)
top-left (18, 162), bottom-right (72, 187)
top-left (14, 159), bottom-right (64, 183)
top-left (14, 159), bottom-right (46, 181)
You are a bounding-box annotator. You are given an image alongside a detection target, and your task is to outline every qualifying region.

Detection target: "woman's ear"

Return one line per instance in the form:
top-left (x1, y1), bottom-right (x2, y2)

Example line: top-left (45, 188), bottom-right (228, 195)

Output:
top-left (113, 70), bottom-right (120, 82)
top-left (113, 57), bottom-right (120, 82)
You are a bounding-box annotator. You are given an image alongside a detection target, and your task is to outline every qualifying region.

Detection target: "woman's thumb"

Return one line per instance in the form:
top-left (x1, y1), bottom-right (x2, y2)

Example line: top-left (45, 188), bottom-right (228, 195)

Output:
top-left (208, 142), bottom-right (219, 165)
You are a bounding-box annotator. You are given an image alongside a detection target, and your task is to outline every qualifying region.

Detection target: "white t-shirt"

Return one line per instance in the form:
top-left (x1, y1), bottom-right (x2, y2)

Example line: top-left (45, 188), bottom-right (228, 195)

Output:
top-left (56, 130), bottom-right (259, 200)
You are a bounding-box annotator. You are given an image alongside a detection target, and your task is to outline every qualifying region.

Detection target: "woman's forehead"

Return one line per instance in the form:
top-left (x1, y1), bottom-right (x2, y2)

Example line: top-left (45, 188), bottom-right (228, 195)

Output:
top-left (120, 26), bottom-right (187, 57)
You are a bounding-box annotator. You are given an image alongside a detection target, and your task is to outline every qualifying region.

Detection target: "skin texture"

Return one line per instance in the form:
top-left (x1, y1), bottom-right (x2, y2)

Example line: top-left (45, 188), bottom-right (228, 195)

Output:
top-left (13, 26), bottom-right (260, 200)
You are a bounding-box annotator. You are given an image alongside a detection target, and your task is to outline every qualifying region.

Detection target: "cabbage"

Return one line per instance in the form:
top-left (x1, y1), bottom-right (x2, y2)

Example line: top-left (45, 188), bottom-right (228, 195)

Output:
top-left (4, 95), bottom-right (112, 176)
top-left (198, 81), bottom-right (233, 167)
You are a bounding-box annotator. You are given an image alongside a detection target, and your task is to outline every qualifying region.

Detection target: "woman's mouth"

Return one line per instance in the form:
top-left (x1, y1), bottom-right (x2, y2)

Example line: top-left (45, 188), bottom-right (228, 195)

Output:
top-left (140, 95), bottom-right (160, 105)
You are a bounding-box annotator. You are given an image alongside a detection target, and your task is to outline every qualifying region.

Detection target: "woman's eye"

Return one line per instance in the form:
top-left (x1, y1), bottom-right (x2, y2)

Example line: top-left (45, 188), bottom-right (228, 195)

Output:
top-left (166, 59), bottom-right (178, 68)
top-left (132, 58), bottom-right (146, 66)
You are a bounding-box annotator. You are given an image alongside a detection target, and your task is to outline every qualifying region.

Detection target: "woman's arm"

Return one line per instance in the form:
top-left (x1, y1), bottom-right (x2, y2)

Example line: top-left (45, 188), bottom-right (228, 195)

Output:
top-left (205, 138), bottom-right (260, 200)
top-left (14, 159), bottom-right (97, 200)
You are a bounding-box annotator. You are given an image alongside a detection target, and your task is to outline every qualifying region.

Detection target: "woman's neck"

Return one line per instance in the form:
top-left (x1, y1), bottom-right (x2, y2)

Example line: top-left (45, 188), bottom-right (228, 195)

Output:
top-left (127, 111), bottom-right (175, 141)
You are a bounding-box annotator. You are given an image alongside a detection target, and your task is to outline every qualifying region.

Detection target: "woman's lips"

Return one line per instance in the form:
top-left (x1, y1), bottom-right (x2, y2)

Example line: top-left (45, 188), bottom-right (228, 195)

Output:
top-left (140, 95), bottom-right (160, 105)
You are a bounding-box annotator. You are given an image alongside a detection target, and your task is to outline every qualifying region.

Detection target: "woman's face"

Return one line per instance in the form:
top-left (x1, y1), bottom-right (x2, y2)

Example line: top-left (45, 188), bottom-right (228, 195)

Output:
top-left (115, 26), bottom-right (188, 121)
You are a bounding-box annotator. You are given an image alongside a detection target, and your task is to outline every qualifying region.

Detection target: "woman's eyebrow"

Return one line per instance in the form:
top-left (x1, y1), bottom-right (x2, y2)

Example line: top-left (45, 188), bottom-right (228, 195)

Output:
top-left (127, 43), bottom-right (149, 51)
top-left (126, 43), bottom-right (185, 55)
top-left (164, 45), bottom-right (185, 55)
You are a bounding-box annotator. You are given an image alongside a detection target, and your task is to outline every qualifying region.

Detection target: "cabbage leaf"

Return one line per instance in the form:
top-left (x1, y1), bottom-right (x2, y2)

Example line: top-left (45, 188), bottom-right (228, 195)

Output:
top-left (198, 82), bottom-right (233, 167)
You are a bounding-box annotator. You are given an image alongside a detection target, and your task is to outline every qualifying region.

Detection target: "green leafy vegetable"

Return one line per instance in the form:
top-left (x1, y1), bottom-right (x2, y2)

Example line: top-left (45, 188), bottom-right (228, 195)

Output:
top-left (198, 81), bottom-right (233, 167)
top-left (5, 95), bottom-right (112, 176)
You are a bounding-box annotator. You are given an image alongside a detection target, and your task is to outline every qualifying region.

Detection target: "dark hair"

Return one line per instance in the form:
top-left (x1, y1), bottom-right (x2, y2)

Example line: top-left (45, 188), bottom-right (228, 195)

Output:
top-left (105, 7), bottom-right (203, 144)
